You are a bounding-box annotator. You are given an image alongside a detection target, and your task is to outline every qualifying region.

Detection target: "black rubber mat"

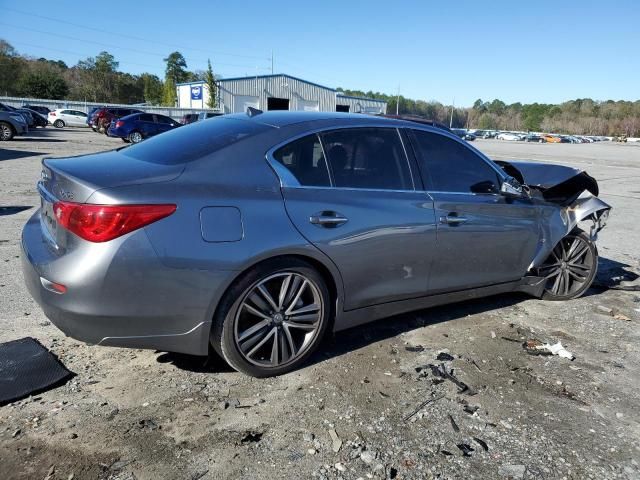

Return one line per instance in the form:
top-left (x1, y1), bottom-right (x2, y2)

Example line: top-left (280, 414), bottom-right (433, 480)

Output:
top-left (0, 337), bottom-right (74, 406)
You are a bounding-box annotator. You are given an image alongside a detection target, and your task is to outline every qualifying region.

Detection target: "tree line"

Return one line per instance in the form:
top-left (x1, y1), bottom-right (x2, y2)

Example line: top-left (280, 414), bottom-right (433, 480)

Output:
top-left (0, 40), bottom-right (217, 108)
top-left (339, 90), bottom-right (640, 137)
top-left (1, 39), bottom-right (638, 136)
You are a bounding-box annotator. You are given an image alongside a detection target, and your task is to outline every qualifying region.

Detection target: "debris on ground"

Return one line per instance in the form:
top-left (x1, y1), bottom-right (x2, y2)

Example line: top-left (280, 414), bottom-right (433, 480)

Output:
top-left (448, 414), bottom-right (460, 432)
top-left (403, 395), bottom-right (445, 421)
top-left (405, 345), bottom-right (425, 352)
top-left (328, 428), bottom-right (342, 453)
top-left (436, 352), bottom-right (455, 361)
top-left (473, 437), bottom-right (489, 451)
top-left (457, 443), bottom-right (474, 457)
top-left (535, 341), bottom-right (575, 360)
top-left (426, 363), bottom-right (477, 395)
top-left (240, 431), bottom-right (263, 444)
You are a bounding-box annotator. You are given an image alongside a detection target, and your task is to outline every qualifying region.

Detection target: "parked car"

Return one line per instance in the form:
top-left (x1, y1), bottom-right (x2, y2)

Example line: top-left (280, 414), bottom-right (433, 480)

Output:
top-left (48, 109), bottom-right (89, 128)
top-left (91, 107), bottom-right (143, 133)
top-left (525, 134), bottom-right (546, 143)
top-left (452, 128), bottom-right (476, 141)
top-left (496, 132), bottom-right (521, 141)
top-left (542, 134), bottom-right (561, 143)
top-left (0, 102), bottom-right (32, 126)
top-left (21, 112), bottom-right (611, 377)
top-left (180, 113), bottom-right (199, 125)
top-left (0, 110), bottom-right (28, 140)
top-left (20, 108), bottom-right (48, 128)
top-left (197, 112), bottom-right (223, 121)
top-left (87, 106), bottom-right (104, 130)
top-left (107, 113), bottom-right (180, 143)
top-left (22, 105), bottom-right (51, 116)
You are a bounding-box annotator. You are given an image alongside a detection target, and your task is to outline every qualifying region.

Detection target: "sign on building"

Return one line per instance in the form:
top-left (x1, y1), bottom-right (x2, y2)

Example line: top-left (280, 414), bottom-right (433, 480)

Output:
top-left (191, 86), bottom-right (203, 100)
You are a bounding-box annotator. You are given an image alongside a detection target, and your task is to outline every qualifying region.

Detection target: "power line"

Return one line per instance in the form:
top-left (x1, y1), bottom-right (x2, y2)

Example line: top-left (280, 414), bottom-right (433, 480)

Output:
top-left (3, 6), bottom-right (268, 61)
top-left (0, 23), bottom-right (270, 71)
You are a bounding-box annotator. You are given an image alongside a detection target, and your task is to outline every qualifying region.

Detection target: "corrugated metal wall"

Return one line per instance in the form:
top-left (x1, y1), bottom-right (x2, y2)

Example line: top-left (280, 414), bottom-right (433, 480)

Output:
top-left (335, 95), bottom-right (387, 114)
top-left (217, 75), bottom-right (387, 114)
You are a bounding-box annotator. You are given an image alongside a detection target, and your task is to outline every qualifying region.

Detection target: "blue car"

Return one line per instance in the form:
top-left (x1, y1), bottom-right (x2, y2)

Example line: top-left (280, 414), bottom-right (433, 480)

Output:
top-left (107, 112), bottom-right (180, 143)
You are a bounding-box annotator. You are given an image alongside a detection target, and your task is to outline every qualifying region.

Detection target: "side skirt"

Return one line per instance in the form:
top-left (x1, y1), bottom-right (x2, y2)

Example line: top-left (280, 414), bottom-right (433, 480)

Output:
top-left (333, 276), bottom-right (545, 332)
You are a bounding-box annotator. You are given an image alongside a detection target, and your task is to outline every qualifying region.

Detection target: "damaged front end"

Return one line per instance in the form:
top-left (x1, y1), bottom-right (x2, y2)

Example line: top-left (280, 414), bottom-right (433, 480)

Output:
top-left (496, 160), bottom-right (612, 270)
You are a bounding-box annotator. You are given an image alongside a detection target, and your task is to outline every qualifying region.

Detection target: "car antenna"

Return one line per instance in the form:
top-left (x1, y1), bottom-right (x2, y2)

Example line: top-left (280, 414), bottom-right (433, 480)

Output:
top-left (246, 107), bottom-right (263, 117)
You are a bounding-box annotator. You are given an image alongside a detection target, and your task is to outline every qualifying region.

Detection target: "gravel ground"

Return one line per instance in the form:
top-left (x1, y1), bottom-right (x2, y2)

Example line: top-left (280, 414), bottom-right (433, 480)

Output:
top-left (0, 128), bottom-right (639, 480)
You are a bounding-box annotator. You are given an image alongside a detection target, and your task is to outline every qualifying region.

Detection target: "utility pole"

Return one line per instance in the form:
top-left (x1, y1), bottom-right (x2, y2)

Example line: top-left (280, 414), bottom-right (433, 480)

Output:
top-left (449, 98), bottom-right (455, 128)
top-left (396, 84), bottom-right (400, 115)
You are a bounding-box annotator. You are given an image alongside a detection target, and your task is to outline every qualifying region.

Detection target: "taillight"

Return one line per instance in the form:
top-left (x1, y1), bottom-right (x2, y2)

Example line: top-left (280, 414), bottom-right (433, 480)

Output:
top-left (115, 120), bottom-right (124, 128)
top-left (53, 202), bottom-right (176, 243)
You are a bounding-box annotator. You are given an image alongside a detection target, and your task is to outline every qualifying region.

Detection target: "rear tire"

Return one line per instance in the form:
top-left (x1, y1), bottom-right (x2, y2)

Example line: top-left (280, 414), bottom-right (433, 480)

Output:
top-left (0, 122), bottom-right (15, 141)
top-left (53, 120), bottom-right (64, 128)
top-left (211, 258), bottom-right (331, 377)
top-left (128, 131), bottom-right (143, 143)
top-left (538, 230), bottom-right (597, 300)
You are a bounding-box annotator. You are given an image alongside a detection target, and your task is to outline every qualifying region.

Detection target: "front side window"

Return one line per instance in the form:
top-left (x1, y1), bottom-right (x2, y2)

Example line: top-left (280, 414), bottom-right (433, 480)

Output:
top-left (272, 134), bottom-right (330, 187)
top-left (320, 128), bottom-right (412, 190)
top-left (410, 129), bottom-right (501, 193)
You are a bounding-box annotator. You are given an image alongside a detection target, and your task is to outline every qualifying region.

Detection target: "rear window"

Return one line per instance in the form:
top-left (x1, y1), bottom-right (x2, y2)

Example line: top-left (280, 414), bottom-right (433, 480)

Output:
top-left (121, 117), bottom-right (269, 164)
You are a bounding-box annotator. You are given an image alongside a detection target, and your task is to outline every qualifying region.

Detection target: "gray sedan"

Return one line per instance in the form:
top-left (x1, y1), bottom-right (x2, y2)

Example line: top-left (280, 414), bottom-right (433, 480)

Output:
top-left (21, 112), bottom-right (611, 377)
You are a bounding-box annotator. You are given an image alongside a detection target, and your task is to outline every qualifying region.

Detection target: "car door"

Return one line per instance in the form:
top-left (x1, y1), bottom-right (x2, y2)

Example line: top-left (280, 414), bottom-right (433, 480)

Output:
top-left (154, 115), bottom-right (175, 134)
top-left (407, 128), bottom-right (540, 293)
top-left (72, 111), bottom-right (87, 126)
top-left (133, 114), bottom-right (153, 137)
top-left (270, 127), bottom-right (437, 311)
top-left (60, 110), bottom-right (74, 125)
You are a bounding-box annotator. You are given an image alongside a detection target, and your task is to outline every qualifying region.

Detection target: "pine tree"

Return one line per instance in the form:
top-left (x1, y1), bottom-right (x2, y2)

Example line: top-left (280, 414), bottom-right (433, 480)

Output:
top-left (205, 59), bottom-right (217, 109)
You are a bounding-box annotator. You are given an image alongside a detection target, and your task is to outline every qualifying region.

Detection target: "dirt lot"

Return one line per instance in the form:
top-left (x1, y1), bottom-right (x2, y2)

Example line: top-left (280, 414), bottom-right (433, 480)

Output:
top-left (1, 128), bottom-right (639, 480)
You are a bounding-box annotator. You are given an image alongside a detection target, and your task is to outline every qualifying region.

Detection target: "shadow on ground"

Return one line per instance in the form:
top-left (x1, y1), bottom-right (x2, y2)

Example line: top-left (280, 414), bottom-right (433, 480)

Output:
top-left (0, 149), bottom-right (46, 161)
top-left (0, 206), bottom-right (33, 216)
top-left (156, 256), bottom-right (635, 373)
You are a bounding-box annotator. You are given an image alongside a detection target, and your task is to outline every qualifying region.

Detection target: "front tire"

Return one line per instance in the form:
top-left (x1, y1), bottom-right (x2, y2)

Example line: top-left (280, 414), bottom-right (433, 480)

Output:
top-left (211, 259), bottom-right (331, 377)
top-left (538, 230), bottom-right (597, 300)
top-left (0, 122), bottom-right (15, 141)
top-left (53, 120), bottom-right (64, 128)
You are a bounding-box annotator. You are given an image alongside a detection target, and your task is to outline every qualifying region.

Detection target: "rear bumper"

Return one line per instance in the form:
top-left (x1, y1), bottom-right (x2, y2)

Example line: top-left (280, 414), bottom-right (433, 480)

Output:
top-left (21, 210), bottom-right (230, 355)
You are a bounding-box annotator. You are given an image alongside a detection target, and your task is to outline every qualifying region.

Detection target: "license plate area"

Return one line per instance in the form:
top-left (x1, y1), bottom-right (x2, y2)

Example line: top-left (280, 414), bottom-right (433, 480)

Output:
top-left (41, 197), bottom-right (58, 240)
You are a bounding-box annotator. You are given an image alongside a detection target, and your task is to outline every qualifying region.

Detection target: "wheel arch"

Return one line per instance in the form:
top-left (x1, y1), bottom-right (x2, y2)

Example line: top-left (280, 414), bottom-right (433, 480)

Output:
top-left (208, 251), bottom-right (343, 340)
top-left (0, 121), bottom-right (17, 135)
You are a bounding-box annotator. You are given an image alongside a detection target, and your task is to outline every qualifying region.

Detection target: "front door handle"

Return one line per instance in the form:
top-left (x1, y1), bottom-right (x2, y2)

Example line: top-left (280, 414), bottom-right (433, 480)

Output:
top-left (310, 211), bottom-right (348, 228)
top-left (440, 214), bottom-right (468, 225)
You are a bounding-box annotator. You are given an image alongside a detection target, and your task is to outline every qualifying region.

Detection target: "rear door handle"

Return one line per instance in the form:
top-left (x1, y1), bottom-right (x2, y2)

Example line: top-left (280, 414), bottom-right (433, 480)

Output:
top-left (440, 214), bottom-right (468, 225)
top-left (310, 211), bottom-right (348, 227)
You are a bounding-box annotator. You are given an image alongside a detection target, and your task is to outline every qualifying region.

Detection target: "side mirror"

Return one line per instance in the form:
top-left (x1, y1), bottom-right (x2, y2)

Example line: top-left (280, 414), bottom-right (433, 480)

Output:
top-left (500, 176), bottom-right (524, 198)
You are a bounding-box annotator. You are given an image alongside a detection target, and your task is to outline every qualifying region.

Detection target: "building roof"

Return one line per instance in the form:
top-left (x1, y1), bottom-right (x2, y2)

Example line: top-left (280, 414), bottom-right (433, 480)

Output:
top-left (177, 74), bottom-right (386, 104)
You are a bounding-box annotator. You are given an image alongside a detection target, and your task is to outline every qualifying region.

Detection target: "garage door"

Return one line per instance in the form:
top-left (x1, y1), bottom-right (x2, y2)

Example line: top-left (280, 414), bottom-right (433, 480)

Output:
top-left (296, 99), bottom-right (319, 112)
top-left (233, 95), bottom-right (260, 113)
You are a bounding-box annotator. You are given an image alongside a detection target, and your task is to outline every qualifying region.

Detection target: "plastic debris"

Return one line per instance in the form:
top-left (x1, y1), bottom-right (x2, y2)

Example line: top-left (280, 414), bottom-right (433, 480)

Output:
top-left (473, 437), bottom-right (489, 451)
top-left (448, 414), bottom-right (460, 432)
top-left (535, 341), bottom-right (575, 360)
top-left (457, 443), bottom-right (474, 457)
top-left (427, 363), bottom-right (477, 395)
top-left (436, 352), bottom-right (455, 361)
top-left (403, 394), bottom-right (445, 422)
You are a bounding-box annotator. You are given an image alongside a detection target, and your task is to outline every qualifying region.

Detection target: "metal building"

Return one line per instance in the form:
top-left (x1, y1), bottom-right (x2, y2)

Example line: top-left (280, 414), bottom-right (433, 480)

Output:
top-left (176, 74), bottom-right (387, 114)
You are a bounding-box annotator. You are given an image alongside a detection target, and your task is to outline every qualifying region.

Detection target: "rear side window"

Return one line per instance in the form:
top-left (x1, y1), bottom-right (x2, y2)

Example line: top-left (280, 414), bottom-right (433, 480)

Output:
top-left (139, 114), bottom-right (154, 122)
top-left (156, 115), bottom-right (174, 124)
top-left (410, 129), bottom-right (501, 193)
top-left (321, 128), bottom-right (412, 190)
top-left (121, 117), bottom-right (269, 165)
top-left (272, 134), bottom-right (330, 187)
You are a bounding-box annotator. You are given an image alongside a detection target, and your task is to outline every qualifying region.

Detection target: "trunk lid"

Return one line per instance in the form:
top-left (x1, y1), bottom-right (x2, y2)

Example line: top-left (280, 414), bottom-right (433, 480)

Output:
top-left (38, 150), bottom-right (184, 250)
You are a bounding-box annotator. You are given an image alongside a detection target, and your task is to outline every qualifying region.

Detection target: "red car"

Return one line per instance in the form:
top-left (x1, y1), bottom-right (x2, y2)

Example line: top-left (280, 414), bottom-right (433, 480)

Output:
top-left (90, 107), bottom-right (143, 133)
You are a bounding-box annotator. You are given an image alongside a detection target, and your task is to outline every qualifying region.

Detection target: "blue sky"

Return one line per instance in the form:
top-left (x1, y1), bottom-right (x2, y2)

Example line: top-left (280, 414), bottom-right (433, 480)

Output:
top-left (1, 0), bottom-right (638, 106)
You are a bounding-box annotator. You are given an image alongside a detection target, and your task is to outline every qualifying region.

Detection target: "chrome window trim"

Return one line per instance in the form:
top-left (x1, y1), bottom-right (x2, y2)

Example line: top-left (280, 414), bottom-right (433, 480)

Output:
top-left (265, 124), bottom-right (419, 193)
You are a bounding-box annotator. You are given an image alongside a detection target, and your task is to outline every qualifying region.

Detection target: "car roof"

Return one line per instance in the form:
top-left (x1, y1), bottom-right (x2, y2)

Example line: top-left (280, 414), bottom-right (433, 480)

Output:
top-left (223, 111), bottom-right (431, 129)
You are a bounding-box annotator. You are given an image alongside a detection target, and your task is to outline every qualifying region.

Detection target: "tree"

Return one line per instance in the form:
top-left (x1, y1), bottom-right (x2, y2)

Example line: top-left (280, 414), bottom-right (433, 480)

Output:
top-left (140, 73), bottom-right (163, 105)
top-left (205, 59), bottom-right (217, 109)
top-left (76, 51), bottom-right (119, 102)
top-left (19, 71), bottom-right (69, 99)
top-left (162, 76), bottom-right (177, 106)
top-left (163, 51), bottom-right (188, 84)
top-left (0, 39), bottom-right (27, 96)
